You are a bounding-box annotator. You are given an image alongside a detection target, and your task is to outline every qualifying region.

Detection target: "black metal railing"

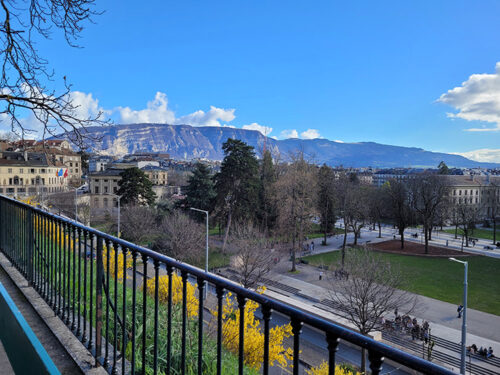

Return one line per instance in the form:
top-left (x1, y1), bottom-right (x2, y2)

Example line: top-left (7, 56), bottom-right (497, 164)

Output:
top-left (0, 195), bottom-right (457, 375)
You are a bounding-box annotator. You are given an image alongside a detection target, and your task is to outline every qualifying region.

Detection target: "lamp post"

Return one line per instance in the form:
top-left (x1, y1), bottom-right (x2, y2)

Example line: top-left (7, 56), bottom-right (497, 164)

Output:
top-left (107, 193), bottom-right (122, 237)
top-left (190, 207), bottom-right (209, 273)
top-left (449, 257), bottom-right (468, 375)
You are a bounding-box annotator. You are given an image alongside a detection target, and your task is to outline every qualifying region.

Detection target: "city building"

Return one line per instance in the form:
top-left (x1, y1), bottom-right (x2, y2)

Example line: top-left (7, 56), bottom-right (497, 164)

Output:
top-left (0, 151), bottom-right (68, 196)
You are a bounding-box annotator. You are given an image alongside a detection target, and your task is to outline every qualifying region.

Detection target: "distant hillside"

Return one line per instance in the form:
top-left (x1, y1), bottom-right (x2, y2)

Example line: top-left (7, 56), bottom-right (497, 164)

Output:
top-left (61, 123), bottom-right (499, 168)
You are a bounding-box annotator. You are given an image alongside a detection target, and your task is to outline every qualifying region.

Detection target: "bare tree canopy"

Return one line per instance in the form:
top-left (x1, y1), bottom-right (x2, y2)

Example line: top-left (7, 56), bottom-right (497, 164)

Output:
top-left (327, 247), bottom-right (417, 372)
top-left (152, 210), bottom-right (204, 265)
top-left (0, 0), bottom-right (108, 144)
top-left (229, 224), bottom-right (275, 289)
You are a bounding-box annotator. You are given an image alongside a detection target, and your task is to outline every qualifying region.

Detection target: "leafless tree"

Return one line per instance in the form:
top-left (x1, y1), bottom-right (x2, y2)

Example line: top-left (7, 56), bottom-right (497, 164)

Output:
top-left (336, 173), bottom-right (370, 266)
top-left (274, 152), bottom-right (317, 272)
top-left (368, 185), bottom-right (389, 238)
top-left (483, 184), bottom-right (500, 244)
top-left (229, 224), bottom-right (275, 289)
top-left (385, 179), bottom-right (414, 249)
top-left (120, 206), bottom-right (157, 245)
top-left (327, 247), bottom-right (417, 373)
top-left (454, 203), bottom-right (480, 249)
top-left (0, 0), bottom-right (109, 144)
top-left (409, 175), bottom-right (449, 254)
top-left (152, 210), bottom-right (204, 265)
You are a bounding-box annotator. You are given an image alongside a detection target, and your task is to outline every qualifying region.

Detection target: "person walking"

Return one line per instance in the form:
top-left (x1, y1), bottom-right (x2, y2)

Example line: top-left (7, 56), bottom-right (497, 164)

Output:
top-left (457, 304), bottom-right (464, 318)
top-left (319, 271), bottom-right (323, 281)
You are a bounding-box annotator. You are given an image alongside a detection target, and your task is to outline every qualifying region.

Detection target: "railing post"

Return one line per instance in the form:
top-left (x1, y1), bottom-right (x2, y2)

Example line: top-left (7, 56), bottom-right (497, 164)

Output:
top-left (26, 208), bottom-right (34, 284)
top-left (326, 333), bottom-right (340, 375)
top-left (368, 350), bottom-right (385, 375)
top-left (95, 235), bottom-right (104, 367)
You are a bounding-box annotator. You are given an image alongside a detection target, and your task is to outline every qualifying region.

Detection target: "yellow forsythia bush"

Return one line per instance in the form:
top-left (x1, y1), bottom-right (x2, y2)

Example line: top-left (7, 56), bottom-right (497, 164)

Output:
top-left (145, 273), bottom-right (199, 318)
top-left (103, 245), bottom-right (133, 282)
top-left (215, 291), bottom-right (294, 370)
top-left (306, 361), bottom-right (360, 375)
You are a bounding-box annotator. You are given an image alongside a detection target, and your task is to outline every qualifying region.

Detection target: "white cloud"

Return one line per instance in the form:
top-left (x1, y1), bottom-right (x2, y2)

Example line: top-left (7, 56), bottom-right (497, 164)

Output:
top-left (242, 122), bottom-right (272, 136)
top-left (69, 91), bottom-right (108, 119)
top-left (300, 128), bottom-right (321, 139)
top-left (118, 92), bottom-right (176, 124)
top-left (176, 105), bottom-right (235, 127)
top-left (453, 148), bottom-right (500, 163)
top-left (437, 62), bottom-right (500, 131)
top-left (280, 129), bottom-right (299, 139)
top-left (333, 139), bottom-right (344, 143)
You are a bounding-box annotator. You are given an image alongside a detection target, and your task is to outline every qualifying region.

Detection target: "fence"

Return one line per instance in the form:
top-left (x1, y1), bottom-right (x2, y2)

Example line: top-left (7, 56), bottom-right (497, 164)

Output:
top-left (0, 194), bottom-right (457, 375)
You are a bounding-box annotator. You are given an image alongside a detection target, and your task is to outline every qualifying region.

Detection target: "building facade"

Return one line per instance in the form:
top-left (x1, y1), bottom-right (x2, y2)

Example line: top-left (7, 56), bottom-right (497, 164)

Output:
top-left (0, 151), bottom-right (68, 196)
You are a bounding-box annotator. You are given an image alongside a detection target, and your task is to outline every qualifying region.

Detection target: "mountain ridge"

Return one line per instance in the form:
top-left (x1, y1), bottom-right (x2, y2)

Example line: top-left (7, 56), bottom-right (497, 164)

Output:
top-left (63, 123), bottom-right (498, 168)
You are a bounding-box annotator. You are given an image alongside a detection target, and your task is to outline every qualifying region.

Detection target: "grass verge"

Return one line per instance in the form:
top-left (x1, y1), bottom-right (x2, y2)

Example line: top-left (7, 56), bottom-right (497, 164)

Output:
top-left (303, 250), bottom-right (500, 315)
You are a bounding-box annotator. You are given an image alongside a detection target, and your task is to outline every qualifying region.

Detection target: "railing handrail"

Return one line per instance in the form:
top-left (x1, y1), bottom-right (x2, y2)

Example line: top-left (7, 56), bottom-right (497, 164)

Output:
top-left (1, 194), bottom-right (456, 375)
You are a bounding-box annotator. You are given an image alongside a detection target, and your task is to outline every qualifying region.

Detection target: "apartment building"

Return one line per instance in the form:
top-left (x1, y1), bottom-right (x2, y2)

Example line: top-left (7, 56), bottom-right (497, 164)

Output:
top-left (0, 151), bottom-right (68, 196)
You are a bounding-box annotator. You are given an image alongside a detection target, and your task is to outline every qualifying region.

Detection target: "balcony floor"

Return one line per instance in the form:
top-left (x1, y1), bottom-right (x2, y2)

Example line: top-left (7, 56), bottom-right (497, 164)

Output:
top-left (0, 264), bottom-right (83, 374)
top-left (0, 340), bottom-right (14, 375)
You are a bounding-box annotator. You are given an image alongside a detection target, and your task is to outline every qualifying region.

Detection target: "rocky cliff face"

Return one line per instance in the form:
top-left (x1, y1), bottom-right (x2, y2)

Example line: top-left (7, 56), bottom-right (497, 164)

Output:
top-left (65, 123), bottom-right (497, 168)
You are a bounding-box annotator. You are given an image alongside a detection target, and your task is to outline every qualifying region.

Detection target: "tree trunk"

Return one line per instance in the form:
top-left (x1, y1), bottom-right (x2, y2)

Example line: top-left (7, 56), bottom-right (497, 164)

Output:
top-left (493, 218), bottom-right (497, 245)
top-left (353, 230), bottom-right (358, 245)
top-left (291, 236), bottom-right (296, 272)
top-left (378, 222), bottom-right (382, 238)
top-left (428, 226), bottom-right (432, 241)
top-left (361, 347), bottom-right (367, 375)
top-left (400, 228), bottom-right (405, 249)
top-left (342, 225), bottom-right (347, 268)
top-left (455, 224), bottom-right (458, 239)
top-left (221, 210), bottom-right (232, 253)
top-left (424, 223), bottom-right (429, 254)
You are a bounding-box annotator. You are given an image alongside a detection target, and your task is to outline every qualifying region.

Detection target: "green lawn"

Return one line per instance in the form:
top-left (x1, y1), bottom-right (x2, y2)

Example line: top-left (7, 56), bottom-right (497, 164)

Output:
top-left (444, 228), bottom-right (497, 242)
top-left (303, 250), bottom-right (500, 315)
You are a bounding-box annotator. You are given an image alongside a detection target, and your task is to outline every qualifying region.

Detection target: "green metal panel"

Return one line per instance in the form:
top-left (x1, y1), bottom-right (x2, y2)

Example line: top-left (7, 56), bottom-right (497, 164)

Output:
top-left (0, 282), bottom-right (60, 375)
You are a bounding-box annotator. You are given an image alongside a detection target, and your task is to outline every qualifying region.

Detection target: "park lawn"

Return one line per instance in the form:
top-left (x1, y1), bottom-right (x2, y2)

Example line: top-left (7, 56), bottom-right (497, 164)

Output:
top-left (444, 228), bottom-right (497, 242)
top-left (302, 250), bottom-right (500, 316)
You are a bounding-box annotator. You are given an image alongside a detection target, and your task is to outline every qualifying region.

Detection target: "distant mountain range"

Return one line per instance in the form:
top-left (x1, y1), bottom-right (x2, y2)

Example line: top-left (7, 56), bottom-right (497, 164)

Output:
top-left (62, 123), bottom-right (499, 168)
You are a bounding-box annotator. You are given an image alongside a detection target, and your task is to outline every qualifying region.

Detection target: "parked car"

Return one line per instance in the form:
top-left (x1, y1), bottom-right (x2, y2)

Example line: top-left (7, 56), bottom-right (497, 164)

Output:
top-left (483, 245), bottom-right (493, 250)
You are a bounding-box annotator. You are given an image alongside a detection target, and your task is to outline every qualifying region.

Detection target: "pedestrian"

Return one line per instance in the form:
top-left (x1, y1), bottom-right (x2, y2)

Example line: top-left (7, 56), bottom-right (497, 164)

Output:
top-left (457, 304), bottom-right (464, 318)
top-left (394, 308), bottom-right (398, 317)
top-left (423, 329), bottom-right (429, 344)
top-left (319, 271), bottom-right (323, 281)
top-left (311, 241), bottom-right (315, 251)
top-left (446, 239), bottom-right (449, 247)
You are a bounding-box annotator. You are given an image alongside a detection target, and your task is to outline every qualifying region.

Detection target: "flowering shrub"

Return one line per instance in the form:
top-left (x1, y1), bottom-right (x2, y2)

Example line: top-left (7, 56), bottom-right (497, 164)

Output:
top-left (306, 362), bottom-right (360, 375)
top-left (103, 245), bottom-right (133, 283)
top-left (215, 291), bottom-right (293, 370)
top-left (145, 273), bottom-right (199, 318)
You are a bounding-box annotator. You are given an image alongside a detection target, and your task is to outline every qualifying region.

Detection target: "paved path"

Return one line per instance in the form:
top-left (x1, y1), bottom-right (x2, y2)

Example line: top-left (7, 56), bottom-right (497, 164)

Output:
top-left (263, 256), bottom-right (500, 374)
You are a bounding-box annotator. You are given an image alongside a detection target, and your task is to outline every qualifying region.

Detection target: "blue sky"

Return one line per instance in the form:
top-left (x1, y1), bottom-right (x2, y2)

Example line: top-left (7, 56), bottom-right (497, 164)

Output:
top-left (16, 1), bottom-right (500, 161)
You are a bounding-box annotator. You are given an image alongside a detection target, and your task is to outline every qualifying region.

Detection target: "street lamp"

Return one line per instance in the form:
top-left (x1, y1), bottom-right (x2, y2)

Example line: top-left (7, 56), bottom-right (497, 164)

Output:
top-left (449, 257), bottom-right (468, 375)
top-left (106, 193), bottom-right (122, 237)
top-left (190, 207), bottom-right (209, 273)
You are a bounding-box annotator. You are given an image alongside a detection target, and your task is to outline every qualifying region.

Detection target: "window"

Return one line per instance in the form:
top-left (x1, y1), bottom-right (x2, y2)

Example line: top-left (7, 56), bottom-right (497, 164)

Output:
top-left (465, 190), bottom-right (467, 195)
top-left (103, 198), bottom-right (108, 207)
top-left (459, 190), bottom-right (462, 196)
top-left (8, 168), bottom-right (12, 174)
top-left (40, 168), bottom-right (46, 173)
top-left (470, 189), bottom-right (473, 195)
top-left (70, 162), bottom-right (73, 167)
top-left (94, 198), bottom-right (99, 208)
top-left (104, 186), bottom-right (108, 193)
top-left (475, 198), bottom-right (478, 204)
top-left (113, 186), bottom-right (117, 194)
top-left (30, 168), bottom-right (35, 174)
top-left (95, 187), bottom-right (99, 194)
top-left (104, 179), bottom-right (108, 183)
top-left (476, 190), bottom-right (479, 195)
top-left (19, 168), bottom-right (23, 173)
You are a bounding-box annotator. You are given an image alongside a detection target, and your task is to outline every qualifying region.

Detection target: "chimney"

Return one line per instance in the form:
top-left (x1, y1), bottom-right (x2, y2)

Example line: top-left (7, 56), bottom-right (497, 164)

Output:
top-left (24, 150), bottom-right (28, 161)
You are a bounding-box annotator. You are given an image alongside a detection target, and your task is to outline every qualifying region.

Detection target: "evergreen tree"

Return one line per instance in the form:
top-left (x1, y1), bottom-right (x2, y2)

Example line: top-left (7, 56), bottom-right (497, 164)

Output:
top-left (258, 150), bottom-right (277, 232)
top-left (215, 139), bottom-right (260, 251)
top-left (317, 164), bottom-right (336, 245)
top-left (438, 161), bottom-right (449, 175)
top-left (117, 167), bottom-right (156, 206)
top-left (179, 162), bottom-right (216, 214)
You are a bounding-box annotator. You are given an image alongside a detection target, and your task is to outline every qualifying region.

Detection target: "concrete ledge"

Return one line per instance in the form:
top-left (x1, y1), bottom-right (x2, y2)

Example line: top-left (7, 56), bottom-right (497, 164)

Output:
top-left (0, 252), bottom-right (107, 375)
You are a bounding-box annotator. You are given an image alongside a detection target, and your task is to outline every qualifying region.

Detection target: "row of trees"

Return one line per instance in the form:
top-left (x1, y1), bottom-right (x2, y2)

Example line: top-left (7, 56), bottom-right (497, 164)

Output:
top-left (178, 139), bottom-right (497, 271)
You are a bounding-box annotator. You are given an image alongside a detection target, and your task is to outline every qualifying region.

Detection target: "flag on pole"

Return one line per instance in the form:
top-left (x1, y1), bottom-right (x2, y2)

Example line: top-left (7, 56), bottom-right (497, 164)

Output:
top-left (63, 169), bottom-right (68, 178)
top-left (57, 168), bottom-right (63, 177)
